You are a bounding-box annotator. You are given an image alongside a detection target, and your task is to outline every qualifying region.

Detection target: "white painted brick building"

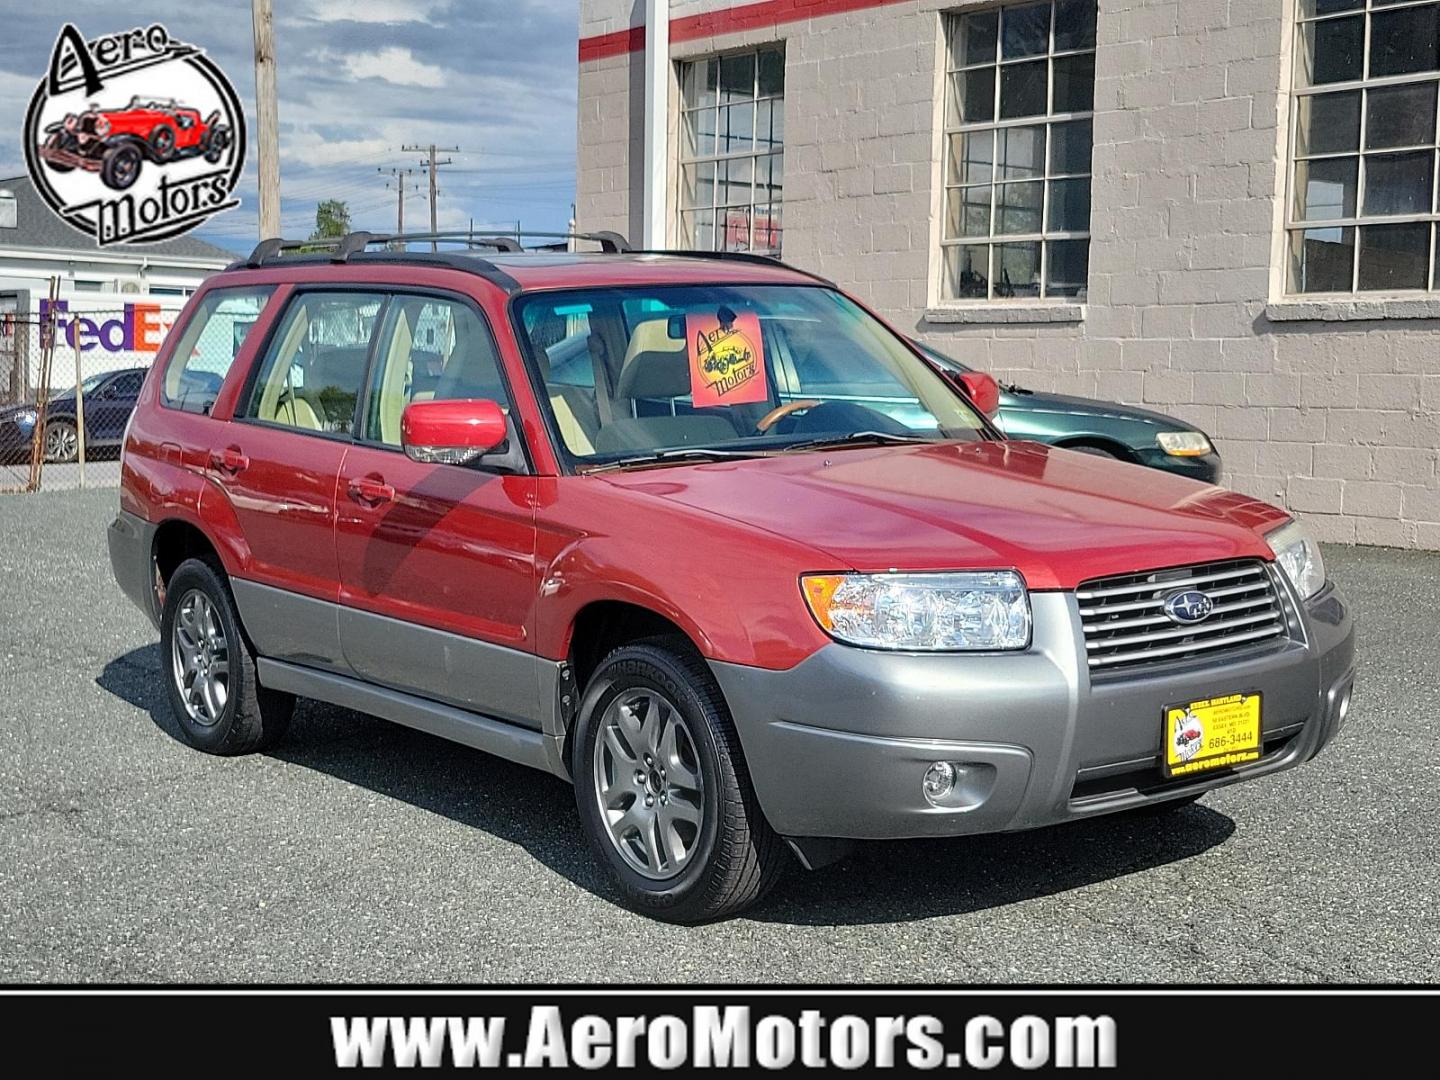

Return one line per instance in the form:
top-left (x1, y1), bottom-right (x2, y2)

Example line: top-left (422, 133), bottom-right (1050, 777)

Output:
top-left (577, 0), bottom-right (1440, 548)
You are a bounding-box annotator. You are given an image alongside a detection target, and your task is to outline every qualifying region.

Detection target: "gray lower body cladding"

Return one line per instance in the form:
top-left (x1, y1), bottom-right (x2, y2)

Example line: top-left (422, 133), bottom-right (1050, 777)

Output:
top-left (710, 587), bottom-right (1355, 839)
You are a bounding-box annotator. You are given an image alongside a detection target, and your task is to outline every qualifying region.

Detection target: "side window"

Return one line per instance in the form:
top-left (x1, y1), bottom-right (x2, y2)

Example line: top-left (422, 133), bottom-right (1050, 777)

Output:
top-left (242, 292), bottom-right (385, 435)
top-left (160, 286), bottom-right (274, 414)
top-left (362, 296), bottom-right (510, 448)
top-left (108, 370), bottom-right (145, 398)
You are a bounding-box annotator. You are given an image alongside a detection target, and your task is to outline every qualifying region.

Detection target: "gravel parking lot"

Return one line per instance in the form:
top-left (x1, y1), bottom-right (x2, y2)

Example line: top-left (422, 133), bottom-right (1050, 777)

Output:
top-left (1, 488), bottom-right (1436, 983)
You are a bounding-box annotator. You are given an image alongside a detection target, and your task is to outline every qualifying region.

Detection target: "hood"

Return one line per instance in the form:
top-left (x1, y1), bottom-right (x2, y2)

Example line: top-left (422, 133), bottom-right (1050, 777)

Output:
top-left (598, 441), bottom-right (1286, 590)
top-left (999, 387), bottom-right (1197, 429)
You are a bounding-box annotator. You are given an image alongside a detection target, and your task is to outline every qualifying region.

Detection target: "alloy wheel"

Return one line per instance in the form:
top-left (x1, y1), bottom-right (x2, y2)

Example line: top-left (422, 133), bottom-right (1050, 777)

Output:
top-left (44, 423), bottom-right (76, 463)
top-left (170, 588), bottom-right (230, 727)
top-left (592, 688), bottom-right (706, 880)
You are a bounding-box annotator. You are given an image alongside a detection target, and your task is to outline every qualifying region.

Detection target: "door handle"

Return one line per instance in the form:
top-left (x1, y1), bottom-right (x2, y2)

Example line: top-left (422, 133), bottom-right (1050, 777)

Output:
top-left (210, 447), bottom-right (249, 474)
top-left (347, 477), bottom-right (395, 505)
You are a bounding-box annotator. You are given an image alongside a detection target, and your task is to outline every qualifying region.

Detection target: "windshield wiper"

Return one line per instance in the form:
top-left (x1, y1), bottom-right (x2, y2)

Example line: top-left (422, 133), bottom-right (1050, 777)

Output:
top-left (579, 447), bottom-right (766, 475)
top-left (777, 430), bottom-right (938, 454)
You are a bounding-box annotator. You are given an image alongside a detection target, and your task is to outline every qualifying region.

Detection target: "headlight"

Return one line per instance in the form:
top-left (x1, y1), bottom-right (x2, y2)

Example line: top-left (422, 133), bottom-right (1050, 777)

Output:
top-left (1156, 431), bottom-right (1213, 457)
top-left (801, 571), bottom-right (1031, 651)
top-left (1265, 520), bottom-right (1326, 600)
top-left (9, 408), bottom-right (37, 427)
top-left (93, 116), bottom-right (111, 136)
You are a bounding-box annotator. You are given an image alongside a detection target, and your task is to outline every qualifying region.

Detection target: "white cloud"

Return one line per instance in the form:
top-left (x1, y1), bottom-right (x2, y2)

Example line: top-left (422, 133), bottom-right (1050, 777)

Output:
top-left (300, 0), bottom-right (443, 25)
top-left (326, 46), bottom-right (447, 88)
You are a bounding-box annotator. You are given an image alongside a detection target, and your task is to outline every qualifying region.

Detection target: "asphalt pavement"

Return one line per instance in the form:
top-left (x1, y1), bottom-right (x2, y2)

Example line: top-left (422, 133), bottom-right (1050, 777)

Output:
top-left (1, 488), bottom-right (1436, 983)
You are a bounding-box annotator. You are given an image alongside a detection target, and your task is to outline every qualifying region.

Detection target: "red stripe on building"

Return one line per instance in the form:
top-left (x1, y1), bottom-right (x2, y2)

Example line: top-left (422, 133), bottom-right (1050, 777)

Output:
top-left (578, 0), bottom-right (911, 62)
top-left (579, 24), bottom-right (646, 63)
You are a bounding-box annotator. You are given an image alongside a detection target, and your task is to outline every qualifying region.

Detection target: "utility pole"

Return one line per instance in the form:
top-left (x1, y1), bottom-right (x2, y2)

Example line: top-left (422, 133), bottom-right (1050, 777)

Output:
top-left (251, 0), bottom-right (280, 240)
top-left (378, 166), bottom-right (419, 235)
top-left (401, 144), bottom-right (460, 251)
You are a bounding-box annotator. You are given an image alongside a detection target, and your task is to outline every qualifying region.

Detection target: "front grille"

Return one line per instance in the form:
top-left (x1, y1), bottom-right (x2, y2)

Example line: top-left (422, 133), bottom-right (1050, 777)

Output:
top-left (78, 116), bottom-right (99, 135)
top-left (1077, 558), bottom-right (1286, 673)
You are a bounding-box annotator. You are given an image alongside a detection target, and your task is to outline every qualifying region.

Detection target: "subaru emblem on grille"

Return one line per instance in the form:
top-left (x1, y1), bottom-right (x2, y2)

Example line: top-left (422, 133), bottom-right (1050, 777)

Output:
top-left (1163, 590), bottom-right (1215, 625)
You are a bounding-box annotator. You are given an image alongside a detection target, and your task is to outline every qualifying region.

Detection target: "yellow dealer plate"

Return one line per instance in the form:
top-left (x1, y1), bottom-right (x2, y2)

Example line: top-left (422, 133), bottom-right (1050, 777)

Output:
top-left (1162, 692), bottom-right (1262, 778)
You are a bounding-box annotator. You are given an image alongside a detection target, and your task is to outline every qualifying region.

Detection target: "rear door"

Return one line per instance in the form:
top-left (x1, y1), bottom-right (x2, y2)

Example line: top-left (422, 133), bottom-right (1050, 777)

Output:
top-left (335, 290), bottom-right (541, 728)
top-left (213, 289), bottom-right (386, 669)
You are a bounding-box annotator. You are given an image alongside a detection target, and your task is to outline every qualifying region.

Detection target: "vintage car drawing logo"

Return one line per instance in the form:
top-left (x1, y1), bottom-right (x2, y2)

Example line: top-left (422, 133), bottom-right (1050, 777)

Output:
top-left (1162, 589), bottom-right (1214, 625)
top-left (1171, 709), bottom-right (1205, 763)
top-left (22, 23), bottom-right (245, 245)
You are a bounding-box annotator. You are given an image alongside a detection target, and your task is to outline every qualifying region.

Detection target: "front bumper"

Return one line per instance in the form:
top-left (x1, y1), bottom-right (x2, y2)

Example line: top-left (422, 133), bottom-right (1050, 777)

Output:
top-left (1132, 448), bottom-right (1223, 485)
top-left (711, 581), bottom-right (1353, 839)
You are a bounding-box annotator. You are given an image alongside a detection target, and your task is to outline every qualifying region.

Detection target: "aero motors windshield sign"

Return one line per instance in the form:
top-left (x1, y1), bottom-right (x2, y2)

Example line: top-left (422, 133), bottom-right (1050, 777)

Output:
top-left (22, 23), bottom-right (245, 245)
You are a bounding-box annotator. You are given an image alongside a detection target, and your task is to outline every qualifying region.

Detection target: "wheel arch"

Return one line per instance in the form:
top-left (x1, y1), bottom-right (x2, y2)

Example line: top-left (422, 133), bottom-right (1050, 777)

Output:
top-left (152, 517), bottom-right (224, 597)
top-left (1052, 435), bottom-right (1141, 462)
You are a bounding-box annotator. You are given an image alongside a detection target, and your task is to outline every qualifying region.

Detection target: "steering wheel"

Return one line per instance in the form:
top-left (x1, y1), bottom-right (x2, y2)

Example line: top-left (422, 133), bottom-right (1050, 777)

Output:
top-left (756, 399), bottom-right (822, 433)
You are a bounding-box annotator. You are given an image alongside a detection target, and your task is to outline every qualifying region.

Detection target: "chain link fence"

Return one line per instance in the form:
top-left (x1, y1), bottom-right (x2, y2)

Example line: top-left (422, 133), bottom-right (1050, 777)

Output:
top-left (2, 306), bottom-right (158, 492)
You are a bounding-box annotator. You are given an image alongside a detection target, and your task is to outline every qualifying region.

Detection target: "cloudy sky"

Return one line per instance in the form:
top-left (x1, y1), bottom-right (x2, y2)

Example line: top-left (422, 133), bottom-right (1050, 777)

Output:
top-left (0, 0), bottom-right (580, 253)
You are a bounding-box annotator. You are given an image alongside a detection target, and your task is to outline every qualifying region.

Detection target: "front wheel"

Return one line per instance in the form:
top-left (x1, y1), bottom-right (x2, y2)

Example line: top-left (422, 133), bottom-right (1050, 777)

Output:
top-left (99, 143), bottom-right (142, 190)
top-left (43, 419), bottom-right (77, 463)
top-left (573, 640), bottom-right (784, 922)
top-left (160, 558), bottom-right (293, 755)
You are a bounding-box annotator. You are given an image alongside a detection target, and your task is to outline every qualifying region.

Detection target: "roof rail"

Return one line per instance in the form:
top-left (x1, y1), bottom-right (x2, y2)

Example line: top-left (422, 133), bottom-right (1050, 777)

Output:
top-left (242, 229), bottom-right (633, 268)
top-left (638, 248), bottom-right (835, 287)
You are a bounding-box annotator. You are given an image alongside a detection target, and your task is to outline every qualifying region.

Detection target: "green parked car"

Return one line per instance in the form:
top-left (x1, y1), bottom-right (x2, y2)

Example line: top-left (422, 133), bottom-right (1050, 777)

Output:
top-left (915, 341), bottom-right (1222, 485)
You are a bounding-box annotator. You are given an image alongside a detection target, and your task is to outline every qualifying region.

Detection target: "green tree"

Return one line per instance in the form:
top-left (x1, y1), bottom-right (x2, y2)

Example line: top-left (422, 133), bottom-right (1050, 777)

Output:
top-left (309, 199), bottom-right (351, 241)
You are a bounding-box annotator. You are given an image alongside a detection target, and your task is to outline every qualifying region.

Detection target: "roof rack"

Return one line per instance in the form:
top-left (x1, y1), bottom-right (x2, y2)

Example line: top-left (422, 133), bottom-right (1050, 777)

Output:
top-left (242, 229), bottom-right (631, 268)
top-left (636, 248), bottom-right (835, 287)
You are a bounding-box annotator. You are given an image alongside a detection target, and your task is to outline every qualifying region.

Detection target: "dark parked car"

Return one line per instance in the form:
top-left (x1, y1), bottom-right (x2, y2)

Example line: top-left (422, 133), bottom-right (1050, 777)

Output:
top-left (0, 367), bottom-right (146, 464)
top-left (914, 342), bottom-right (1222, 484)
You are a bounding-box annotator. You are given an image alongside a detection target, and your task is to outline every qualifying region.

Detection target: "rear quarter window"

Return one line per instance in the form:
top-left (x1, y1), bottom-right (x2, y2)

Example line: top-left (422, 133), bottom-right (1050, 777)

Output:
top-left (161, 287), bottom-right (275, 414)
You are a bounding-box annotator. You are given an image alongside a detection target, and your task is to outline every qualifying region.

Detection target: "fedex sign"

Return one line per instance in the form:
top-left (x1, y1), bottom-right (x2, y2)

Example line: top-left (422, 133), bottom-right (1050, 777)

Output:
top-left (39, 299), bottom-right (179, 353)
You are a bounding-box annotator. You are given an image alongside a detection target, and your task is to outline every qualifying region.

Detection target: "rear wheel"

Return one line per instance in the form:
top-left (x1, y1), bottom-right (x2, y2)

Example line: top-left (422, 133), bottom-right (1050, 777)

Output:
top-left (573, 639), bottom-right (784, 923)
top-left (160, 558), bottom-right (293, 755)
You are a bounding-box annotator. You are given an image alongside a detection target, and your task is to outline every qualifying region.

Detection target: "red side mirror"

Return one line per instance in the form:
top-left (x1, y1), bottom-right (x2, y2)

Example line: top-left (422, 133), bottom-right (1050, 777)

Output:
top-left (401, 399), bottom-right (507, 465)
top-left (957, 370), bottom-right (1001, 417)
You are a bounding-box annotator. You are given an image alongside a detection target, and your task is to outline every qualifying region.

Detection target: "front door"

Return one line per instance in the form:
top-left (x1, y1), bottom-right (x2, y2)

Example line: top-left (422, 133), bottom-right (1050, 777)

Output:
top-left (335, 291), bottom-right (540, 728)
top-left (89, 368), bottom-right (143, 445)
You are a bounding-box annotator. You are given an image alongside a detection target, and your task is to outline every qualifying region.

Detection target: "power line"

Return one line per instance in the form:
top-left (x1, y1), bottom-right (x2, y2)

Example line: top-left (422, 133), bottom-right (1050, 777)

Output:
top-left (401, 144), bottom-right (463, 251)
top-left (378, 166), bottom-right (421, 236)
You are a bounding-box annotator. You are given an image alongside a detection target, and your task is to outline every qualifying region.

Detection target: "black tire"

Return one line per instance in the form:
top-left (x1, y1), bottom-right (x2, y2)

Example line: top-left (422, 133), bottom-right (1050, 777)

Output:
top-left (99, 143), bottom-right (142, 191)
top-left (42, 418), bottom-right (77, 463)
top-left (159, 557), bottom-right (293, 755)
top-left (1068, 444), bottom-right (1123, 460)
top-left (148, 124), bottom-right (176, 161)
top-left (573, 638), bottom-right (784, 923)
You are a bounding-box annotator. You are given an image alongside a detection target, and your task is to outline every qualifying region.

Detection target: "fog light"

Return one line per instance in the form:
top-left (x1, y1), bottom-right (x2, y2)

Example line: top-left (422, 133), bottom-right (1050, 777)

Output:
top-left (922, 761), bottom-right (957, 805)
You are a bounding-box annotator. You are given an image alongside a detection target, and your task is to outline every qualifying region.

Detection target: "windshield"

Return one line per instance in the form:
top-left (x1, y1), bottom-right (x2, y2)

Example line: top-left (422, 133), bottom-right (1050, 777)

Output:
top-left (516, 285), bottom-right (987, 467)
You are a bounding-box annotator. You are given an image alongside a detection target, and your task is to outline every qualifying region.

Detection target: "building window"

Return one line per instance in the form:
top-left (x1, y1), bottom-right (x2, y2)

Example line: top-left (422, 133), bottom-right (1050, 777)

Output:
top-left (941, 1), bottom-right (1096, 302)
top-left (1289, 1), bottom-right (1440, 294)
top-left (677, 46), bottom-right (784, 255)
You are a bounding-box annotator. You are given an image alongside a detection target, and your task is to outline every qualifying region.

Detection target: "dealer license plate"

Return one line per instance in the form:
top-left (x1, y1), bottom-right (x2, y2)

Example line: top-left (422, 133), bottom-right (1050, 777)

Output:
top-left (1162, 692), bottom-right (1262, 778)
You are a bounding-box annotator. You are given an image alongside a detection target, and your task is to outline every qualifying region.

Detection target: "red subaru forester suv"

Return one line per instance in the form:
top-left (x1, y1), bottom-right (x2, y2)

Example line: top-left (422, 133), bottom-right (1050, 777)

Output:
top-left (109, 233), bottom-right (1355, 922)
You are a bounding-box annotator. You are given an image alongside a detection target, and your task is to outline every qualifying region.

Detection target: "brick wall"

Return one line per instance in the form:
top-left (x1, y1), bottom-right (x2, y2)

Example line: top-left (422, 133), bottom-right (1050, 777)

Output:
top-left (577, 0), bottom-right (1440, 549)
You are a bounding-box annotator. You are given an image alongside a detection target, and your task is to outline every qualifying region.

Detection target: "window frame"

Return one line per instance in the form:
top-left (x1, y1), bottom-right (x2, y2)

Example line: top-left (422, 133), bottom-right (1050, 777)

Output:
top-left (1286, 0), bottom-right (1440, 296)
top-left (939, 0), bottom-right (1098, 304)
top-left (159, 284), bottom-right (276, 415)
top-left (234, 286), bottom-right (391, 444)
top-left (350, 286), bottom-right (531, 474)
top-left (675, 44), bottom-right (786, 256)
